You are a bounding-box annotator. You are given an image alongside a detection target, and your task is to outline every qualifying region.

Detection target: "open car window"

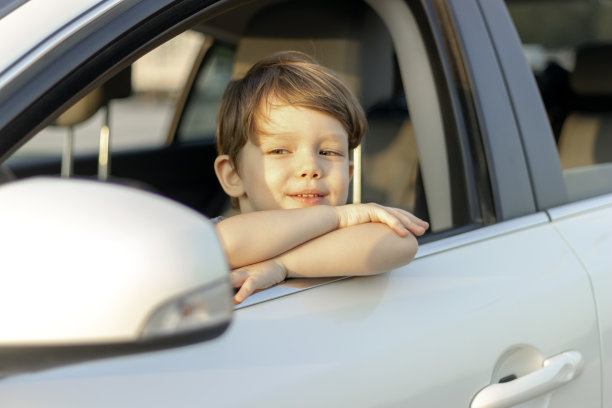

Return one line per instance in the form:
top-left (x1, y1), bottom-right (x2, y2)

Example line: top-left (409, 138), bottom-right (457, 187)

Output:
top-left (173, 0), bottom-right (481, 236)
top-left (1, 0), bottom-right (493, 307)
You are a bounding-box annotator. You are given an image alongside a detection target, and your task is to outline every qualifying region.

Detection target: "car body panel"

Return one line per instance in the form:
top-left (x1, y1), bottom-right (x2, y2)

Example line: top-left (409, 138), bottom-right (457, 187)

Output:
top-left (0, 0), bottom-right (107, 76)
top-left (548, 194), bottom-right (612, 407)
top-left (0, 216), bottom-right (601, 407)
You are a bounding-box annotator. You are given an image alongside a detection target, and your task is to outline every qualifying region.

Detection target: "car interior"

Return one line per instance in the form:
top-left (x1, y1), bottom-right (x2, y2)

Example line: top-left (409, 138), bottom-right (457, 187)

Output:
top-left (4, 0), bottom-right (477, 239)
top-left (555, 43), bottom-right (612, 201)
top-left (508, 0), bottom-right (612, 202)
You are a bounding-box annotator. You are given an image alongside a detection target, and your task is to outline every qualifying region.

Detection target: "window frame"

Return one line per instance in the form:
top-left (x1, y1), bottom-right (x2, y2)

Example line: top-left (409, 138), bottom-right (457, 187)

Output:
top-left (478, 0), bottom-right (569, 210)
top-left (440, 0), bottom-right (539, 221)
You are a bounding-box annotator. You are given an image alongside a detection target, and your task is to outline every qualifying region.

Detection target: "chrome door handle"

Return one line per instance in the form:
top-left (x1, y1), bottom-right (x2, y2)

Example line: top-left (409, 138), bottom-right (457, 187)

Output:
top-left (471, 351), bottom-right (583, 408)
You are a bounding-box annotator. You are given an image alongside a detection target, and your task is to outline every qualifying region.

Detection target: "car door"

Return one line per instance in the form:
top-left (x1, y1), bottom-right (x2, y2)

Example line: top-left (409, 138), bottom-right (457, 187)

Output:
top-left (0, 0), bottom-right (604, 407)
top-left (497, 1), bottom-right (612, 406)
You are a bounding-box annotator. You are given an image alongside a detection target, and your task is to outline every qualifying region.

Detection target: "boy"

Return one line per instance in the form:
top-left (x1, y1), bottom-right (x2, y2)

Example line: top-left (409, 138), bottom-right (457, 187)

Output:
top-left (213, 51), bottom-right (429, 304)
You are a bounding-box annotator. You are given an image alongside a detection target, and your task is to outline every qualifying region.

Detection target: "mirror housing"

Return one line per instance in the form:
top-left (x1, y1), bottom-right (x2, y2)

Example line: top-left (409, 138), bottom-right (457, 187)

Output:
top-left (0, 178), bottom-right (232, 377)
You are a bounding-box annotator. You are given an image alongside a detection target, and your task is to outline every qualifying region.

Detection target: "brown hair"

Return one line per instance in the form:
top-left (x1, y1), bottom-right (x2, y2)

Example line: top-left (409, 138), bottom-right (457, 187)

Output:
top-left (217, 51), bottom-right (367, 196)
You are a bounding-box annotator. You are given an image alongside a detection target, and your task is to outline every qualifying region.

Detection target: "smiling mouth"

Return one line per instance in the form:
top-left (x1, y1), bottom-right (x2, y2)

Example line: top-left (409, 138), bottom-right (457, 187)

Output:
top-left (292, 193), bottom-right (324, 198)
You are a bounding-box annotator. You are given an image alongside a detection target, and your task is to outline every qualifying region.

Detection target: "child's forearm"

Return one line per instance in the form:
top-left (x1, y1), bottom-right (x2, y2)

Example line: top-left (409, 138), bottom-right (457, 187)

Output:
top-left (215, 206), bottom-right (338, 269)
top-left (279, 223), bottom-right (418, 278)
top-left (229, 219), bottom-right (423, 303)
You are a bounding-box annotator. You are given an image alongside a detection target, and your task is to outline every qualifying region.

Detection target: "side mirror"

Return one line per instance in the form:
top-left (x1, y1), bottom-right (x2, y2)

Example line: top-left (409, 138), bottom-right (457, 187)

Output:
top-left (0, 178), bottom-right (233, 378)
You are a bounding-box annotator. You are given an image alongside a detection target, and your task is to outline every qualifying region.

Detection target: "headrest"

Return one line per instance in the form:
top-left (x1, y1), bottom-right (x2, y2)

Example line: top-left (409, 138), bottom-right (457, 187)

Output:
top-left (233, 0), bottom-right (394, 111)
top-left (55, 66), bottom-right (132, 127)
top-left (571, 43), bottom-right (612, 96)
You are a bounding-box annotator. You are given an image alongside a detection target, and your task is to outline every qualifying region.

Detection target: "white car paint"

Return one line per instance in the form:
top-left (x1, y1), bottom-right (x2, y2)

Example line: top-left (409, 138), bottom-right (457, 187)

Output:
top-left (0, 212), bottom-right (602, 407)
top-left (0, 0), bottom-right (119, 88)
top-left (0, 178), bottom-right (231, 344)
top-left (549, 193), bottom-right (612, 407)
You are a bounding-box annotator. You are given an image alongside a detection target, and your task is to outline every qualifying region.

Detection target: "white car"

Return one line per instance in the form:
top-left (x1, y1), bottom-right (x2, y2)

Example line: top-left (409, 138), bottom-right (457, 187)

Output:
top-left (0, 0), bottom-right (611, 406)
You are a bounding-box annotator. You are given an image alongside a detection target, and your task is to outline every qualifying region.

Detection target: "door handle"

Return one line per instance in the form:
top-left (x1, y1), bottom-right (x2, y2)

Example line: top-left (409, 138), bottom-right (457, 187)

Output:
top-left (471, 351), bottom-right (583, 408)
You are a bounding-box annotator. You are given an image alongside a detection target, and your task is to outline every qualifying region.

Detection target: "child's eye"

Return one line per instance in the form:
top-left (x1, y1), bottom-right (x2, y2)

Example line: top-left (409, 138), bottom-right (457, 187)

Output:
top-left (268, 148), bottom-right (290, 155)
top-left (319, 150), bottom-right (342, 157)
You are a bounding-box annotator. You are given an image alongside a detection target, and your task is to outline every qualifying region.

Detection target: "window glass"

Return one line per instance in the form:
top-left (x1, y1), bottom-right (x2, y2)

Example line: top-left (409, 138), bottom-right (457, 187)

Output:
top-left (8, 30), bottom-right (205, 161)
top-left (175, 44), bottom-right (236, 142)
top-left (507, 1), bottom-right (612, 201)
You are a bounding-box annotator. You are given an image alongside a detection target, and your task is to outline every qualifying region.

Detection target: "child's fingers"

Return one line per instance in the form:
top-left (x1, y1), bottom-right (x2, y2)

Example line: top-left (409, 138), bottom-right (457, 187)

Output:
top-left (229, 269), bottom-right (249, 288)
top-left (230, 269), bottom-right (258, 303)
top-left (405, 211), bottom-right (429, 229)
top-left (372, 206), bottom-right (411, 236)
top-left (230, 260), bottom-right (287, 304)
top-left (234, 277), bottom-right (257, 304)
top-left (373, 205), bottom-right (428, 236)
top-left (365, 203), bottom-right (416, 236)
top-left (385, 207), bottom-right (428, 236)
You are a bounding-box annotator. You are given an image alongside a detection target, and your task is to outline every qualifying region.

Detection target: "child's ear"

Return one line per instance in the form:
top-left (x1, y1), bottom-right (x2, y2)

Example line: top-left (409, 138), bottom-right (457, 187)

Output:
top-left (214, 155), bottom-right (245, 198)
top-left (349, 161), bottom-right (354, 180)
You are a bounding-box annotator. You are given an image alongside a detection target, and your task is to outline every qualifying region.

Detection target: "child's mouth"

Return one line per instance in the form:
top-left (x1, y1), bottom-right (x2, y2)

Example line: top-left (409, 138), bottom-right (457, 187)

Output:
top-left (289, 192), bottom-right (326, 204)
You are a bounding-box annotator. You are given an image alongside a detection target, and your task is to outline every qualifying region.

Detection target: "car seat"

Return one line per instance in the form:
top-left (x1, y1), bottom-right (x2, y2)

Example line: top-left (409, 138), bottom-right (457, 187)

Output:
top-left (54, 66), bottom-right (132, 180)
top-left (558, 43), bottom-right (612, 169)
top-left (556, 43), bottom-right (612, 200)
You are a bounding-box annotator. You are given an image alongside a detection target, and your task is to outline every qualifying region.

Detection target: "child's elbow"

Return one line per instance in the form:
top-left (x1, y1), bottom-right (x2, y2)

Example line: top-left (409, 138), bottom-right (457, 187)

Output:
top-left (391, 232), bottom-right (419, 267)
top-left (369, 231), bottom-right (419, 274)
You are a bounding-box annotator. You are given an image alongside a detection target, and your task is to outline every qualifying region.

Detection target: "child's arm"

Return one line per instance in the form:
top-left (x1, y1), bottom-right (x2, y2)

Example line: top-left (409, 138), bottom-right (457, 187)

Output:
top-left (215, 203), bottom-right (426, 269)
top-left (230, 220), bottom-right (424, 303)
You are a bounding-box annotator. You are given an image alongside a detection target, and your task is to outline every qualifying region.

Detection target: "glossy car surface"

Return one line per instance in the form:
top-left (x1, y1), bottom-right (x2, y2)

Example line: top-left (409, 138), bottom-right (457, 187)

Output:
top-left (0, 0), bottom-right (611, 406)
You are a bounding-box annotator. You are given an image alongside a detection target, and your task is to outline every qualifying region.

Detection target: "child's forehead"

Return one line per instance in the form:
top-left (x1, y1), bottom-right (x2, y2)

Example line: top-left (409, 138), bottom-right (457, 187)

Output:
top-left (254, 99), bottom-right (348, 140)
top-left (253, 117), bottom-right (349, 149)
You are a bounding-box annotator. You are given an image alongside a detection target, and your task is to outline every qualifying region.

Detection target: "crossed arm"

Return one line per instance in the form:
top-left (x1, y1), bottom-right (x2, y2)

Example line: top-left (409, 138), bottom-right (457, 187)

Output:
top-left (215, 204), bottom-right (428, 303)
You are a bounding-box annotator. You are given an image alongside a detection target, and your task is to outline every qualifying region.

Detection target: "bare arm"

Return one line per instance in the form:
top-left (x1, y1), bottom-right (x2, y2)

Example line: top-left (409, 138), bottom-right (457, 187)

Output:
top-left (215, 206), bottom-right (338, 269)
top-left (280, 223), bottom-right (418, 277)
top-left (230, 222), bottom-right (421, 303)
top-left (216, 203), bottom-right (427, 269)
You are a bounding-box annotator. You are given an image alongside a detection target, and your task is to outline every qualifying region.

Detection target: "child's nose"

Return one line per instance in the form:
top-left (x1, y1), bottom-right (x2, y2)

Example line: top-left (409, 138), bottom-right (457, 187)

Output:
top-left (296, 155), bottom-right (322, 179)
top-left (299, 168), bottom-right (320, 179)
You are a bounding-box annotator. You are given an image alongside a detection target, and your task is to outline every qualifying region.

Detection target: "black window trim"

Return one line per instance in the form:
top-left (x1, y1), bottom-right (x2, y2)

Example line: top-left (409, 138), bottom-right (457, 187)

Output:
top-left (477, 0), bottom-right (568, 211)
top-left (442, 0), bottom-right (537, 221)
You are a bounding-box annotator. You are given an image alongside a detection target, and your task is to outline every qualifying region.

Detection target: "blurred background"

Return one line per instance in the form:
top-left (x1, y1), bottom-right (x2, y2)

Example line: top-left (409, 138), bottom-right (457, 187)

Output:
top-left (11, 31), bottom-right (206, 158)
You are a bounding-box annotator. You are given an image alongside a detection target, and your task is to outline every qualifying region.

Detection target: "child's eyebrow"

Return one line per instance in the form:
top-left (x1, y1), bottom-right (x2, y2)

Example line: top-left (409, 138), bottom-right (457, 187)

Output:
top-left (256, 132), bottom-right (348, 146)
top-left (254, 132), bottom-right (293, 144)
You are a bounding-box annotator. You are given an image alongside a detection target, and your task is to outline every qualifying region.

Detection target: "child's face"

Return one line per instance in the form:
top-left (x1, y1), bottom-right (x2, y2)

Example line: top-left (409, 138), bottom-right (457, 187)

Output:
top-left (236, 102), bottom-right (352, 212)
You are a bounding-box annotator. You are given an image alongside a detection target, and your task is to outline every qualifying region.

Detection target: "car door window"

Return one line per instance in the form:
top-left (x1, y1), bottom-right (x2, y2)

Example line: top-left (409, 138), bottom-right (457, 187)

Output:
top-left (507, 0), bottom-right (612, 202)
top-left (7, 30), bottom-right (205, 161)
top-left (172, 42), bottom-right (236, 143)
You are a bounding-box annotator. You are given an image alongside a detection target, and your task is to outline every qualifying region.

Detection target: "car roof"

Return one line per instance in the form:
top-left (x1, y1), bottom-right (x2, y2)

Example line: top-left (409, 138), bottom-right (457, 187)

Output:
top-left (0, 0), bottom-right (110, 82)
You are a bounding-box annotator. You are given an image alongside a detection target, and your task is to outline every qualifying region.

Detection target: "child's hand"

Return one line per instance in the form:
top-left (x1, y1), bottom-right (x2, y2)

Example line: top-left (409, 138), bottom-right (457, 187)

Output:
top-left (230, 259), bottom-right (288, 304)
top-left (335, 203), bottom-right (429, 237)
